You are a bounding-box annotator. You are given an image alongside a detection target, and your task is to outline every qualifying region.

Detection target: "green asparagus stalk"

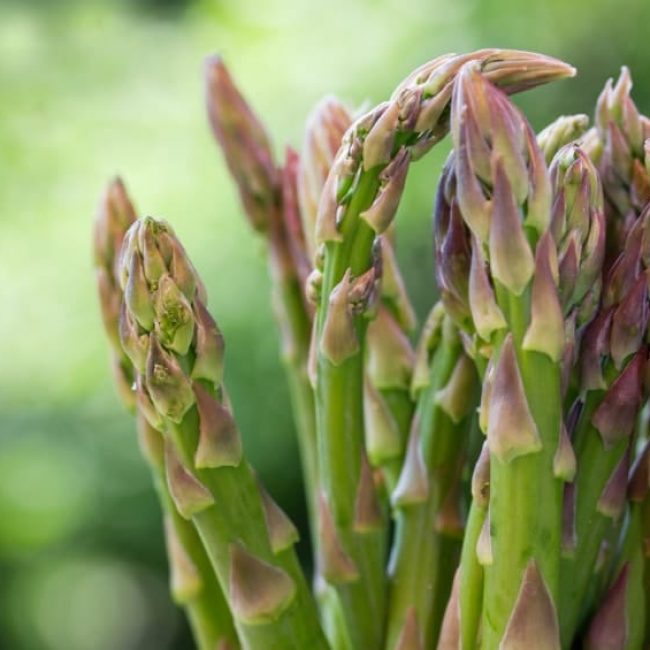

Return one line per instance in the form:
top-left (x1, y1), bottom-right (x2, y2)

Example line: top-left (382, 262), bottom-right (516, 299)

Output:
top-left (609, 439), bottom-right (650, 649)
top-left (448, 63), bottom-right (567, 648)
top-left (629, 439), bottom-right (650, 645)
top-left (205, 56), bottom-right (319, 539)
top-left (311, 49), bottom-right (574, 650)
top-left (94, 179), bottom-right (240, 650)
top-left (386, 305), bottom-right (478, 649)
top-left (118, 216), bottom-right (329, 650)
top-left (559, 207), bottom-right (649, 643)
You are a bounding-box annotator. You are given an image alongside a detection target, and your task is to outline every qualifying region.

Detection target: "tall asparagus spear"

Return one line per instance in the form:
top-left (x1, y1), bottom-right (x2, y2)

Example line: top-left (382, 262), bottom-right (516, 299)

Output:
top-left (444, 62), bottom-right (569, 648)
top-left (311, 49), bottom-right (574, 650)
top-left (94, 179), bottom-right (240, 650)
top-left (118, 216), bottom-right (329, 650)
top-left (204, 56), bottom-right (320, 538)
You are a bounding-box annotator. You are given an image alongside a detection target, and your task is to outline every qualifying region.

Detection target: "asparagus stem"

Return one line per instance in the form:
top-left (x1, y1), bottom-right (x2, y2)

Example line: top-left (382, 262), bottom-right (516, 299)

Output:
top-left (94, 180), bottom-right (240, 649)
top-left (205, 57), bottom-right (325, 550)
top-left (439, 64), bottom-right (574, 648)
top-left (386, 317), bottom-right (477, 649)
top-left (315, 169), bottom-right (388, 650)
top-left (559, 399), bottom-right (631, 641)
top-left (137, 414), bottom-right (241, 650)
top-left (458, 500), bottom-right (487, 649)
top-left (169, 413), bottom-right (328, 650)
top-left (118, 217), bottom-right (329, 650)
top-left (314, 49), bottom-right (573, 649)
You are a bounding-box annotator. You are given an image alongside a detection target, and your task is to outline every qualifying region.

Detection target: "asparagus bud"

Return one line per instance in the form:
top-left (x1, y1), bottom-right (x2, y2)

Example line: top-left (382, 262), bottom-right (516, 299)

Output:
top-left (94, 178), bottom-right (138, 409)
top-left (298, 97), bottom-right (353, 259)
top-left (537, 114), bottom-right (590, 164)
top-left (593, 68), bottom-right (650, 263)
top-left (205, 56), bottom-right (279, 232)
top-left (549, 144), bottom-right (606, 319)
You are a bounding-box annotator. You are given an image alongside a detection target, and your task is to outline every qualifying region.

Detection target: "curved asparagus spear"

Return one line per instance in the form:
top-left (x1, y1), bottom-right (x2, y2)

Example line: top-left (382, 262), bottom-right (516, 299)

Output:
top-left (311, 49), bottom-right (573, 650)
top-left (118, 216), bottom-right (329, 650)
top-left (94, 179), bottom-right (240, 650)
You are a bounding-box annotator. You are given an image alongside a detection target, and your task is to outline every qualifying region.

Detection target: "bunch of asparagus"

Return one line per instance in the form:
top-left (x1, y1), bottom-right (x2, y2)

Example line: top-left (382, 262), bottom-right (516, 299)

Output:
top-left (95, 47), bottom-right (650, 649)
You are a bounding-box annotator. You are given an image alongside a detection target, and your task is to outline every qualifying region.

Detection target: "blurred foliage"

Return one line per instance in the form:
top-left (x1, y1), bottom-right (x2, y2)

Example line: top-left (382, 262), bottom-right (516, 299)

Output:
top-left (0, 0), bottom-right (648, 647)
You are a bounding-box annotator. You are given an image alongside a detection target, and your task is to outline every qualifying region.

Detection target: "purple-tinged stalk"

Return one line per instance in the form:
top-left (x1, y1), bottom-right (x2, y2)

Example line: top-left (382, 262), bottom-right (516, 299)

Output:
top-left (386, 306), bottom-right (478, 649)
top-left (93, 180), bottom-right (240, 650)
top-left (559, 207), bottom-right (650, 643)
top-left (591, 67), bottom-right (650, 265)
top-left (118, 216), bottom-right (328, 650)
top-left (205, 56), bottom-right (320, 550)
top-left (312, 48), bottom-right (573, 650)
top-left (447, 63), bottom-right (567, 649)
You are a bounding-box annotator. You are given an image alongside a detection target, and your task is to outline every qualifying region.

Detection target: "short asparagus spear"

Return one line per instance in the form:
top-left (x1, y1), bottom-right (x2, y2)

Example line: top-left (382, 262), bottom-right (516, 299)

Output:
top-left (118, 216), bottom-right (329, 650)
top-left (312, 49), bottom-right (574, 650)
top-left (94, 179), bottom-right (240, 650)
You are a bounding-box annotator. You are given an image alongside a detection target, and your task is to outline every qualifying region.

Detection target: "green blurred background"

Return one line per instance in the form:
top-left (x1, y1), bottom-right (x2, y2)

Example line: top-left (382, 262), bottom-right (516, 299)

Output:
top-left (1, 0), bottom-right (648, 647)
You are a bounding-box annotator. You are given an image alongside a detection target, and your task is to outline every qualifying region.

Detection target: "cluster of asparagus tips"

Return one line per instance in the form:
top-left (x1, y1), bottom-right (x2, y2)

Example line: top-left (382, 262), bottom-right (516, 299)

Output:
top-left (96, 45), bottom-right (650, 650)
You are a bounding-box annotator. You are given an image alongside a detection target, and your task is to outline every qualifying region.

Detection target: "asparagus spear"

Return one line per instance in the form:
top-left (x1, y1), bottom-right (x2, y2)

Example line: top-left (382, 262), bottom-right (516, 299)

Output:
top-left (311, 49), bottom-right (574, 650)
top-left (205, 56), bottom-right (319, 539)
top-left (94, 179), bottom-right (240, 650)
top-left (118, 216), bottom-right (329, 650)
top-left (386, 304), bottom-right (478, 649)
top-left (589, 68), bottom-right (650, 264)
top-left (559, 206), bottom-right (649, 643)
top-left (446, 63), bottom-right (567, 648)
